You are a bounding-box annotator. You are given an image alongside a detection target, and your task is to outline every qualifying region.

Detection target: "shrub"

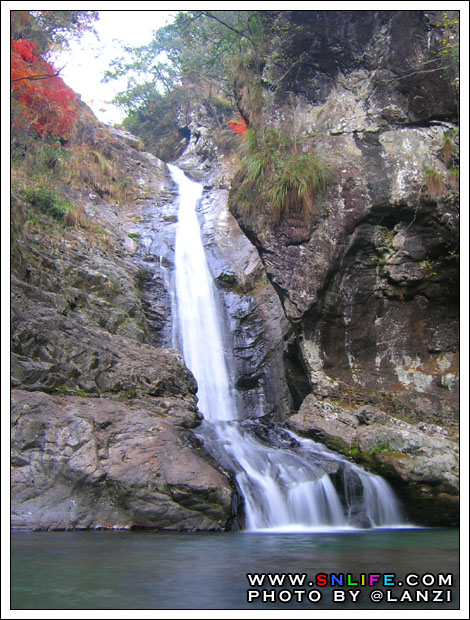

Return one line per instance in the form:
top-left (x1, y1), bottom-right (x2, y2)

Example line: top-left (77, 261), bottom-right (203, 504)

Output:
top-left (269, 152), bottom-right (331, 222)
top-left (64, 203), bottom-right (89, 230)
top-left (447, 167), bottom-right (459, 190)
top-left (23, 186), bottom-right (72, 220)
top-left (442, 128), bottom-right (459, 168)
top-left (11, 39), bottom-right (79, 141)
top-left (234, 127), bottom-right (332, 224)
top-left (423, 166), bottom-right (444, 199)
top-left (227, 115), bottom-right (249, 135)
top-left (61, 144), bottom-right (131, 204)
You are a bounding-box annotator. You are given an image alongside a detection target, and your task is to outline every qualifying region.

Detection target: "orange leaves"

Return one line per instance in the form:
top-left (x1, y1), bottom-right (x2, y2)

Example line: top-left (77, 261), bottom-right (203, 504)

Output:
top-left (11, 38), bottom-right (79, 139)
top-left (228, 115), bottom-right (248, 136)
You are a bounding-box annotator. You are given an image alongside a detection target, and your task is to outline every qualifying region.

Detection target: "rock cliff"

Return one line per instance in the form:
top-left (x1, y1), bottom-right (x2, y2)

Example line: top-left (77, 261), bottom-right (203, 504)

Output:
top-left (226, 10), bottom-right (459, 524)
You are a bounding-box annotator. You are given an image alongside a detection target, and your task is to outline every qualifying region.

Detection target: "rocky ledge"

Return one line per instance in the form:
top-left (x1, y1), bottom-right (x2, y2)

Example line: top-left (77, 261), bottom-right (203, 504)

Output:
top-left (288, 393), bottom-right (459, 526)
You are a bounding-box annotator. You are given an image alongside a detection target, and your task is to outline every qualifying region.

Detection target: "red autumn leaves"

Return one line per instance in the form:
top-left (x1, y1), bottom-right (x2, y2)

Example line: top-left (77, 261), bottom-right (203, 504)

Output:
top-left (228, 115), bottom-right (248, 136)
top-left (11, 39), bottom-right (79, 139)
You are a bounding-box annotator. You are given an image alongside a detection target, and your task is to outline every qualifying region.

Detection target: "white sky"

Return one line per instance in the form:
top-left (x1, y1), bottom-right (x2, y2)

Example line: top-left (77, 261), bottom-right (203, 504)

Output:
top-left (50, 10), bottom-right (176, 125)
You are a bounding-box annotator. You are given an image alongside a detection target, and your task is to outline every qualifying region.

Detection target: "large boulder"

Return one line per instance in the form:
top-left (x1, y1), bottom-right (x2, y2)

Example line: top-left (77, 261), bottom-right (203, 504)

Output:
top-left (11, 390), bottom-right (233, 530)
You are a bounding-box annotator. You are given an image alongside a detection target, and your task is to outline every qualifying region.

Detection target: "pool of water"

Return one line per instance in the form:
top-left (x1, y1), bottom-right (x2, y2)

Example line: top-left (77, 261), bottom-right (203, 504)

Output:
top-left (10, 528), bottom-right (459, 610)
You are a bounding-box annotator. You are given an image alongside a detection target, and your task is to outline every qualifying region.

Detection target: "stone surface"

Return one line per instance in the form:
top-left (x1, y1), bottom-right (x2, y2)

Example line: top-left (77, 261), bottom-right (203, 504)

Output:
top-left (10, 11), bottom-right (460, 529)
top-left (225, 10), bottom-right (459, 524)
top-left (10, 105), bottom-right (235, 531)
top-left (227, 10), bottom-right (459, 428)
top-left (11, 275), bottom-right (197, 399)
top-left (196, 185), bottom-right (291, 420)
top-left (11, 390), bottom-right (233, 530)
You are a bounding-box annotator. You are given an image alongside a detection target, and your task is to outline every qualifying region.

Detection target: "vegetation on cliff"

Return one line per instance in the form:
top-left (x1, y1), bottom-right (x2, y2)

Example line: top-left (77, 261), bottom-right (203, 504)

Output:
top-left (10, 11), bottom-right (110, 243)
top-left (231, 126), bottom-right (332, 224)
top-left (104, 10), bottom-right (334, 222)
top-left (10, 11), bottom-right (97, 142)
top-left (104, 10), bottom-right (460, 226)
top-left (10, 11), bottom-right (145, 258)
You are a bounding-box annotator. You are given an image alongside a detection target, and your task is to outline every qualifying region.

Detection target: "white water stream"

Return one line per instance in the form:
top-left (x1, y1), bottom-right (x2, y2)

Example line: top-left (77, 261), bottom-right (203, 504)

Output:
top-left (170, 164), bottom-right (404, 532)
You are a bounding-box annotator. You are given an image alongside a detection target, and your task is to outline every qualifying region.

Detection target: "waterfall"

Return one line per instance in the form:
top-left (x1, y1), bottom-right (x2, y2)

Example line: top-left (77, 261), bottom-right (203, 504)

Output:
top-left (170, 164), bottom-right (404, 532)
top-left (173, 165), bottom-right (235, 421)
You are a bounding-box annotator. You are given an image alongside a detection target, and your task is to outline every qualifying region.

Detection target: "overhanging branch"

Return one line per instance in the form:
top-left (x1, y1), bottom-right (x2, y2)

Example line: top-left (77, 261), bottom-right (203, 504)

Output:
top-left (11, 71), bottom-right (60, 83)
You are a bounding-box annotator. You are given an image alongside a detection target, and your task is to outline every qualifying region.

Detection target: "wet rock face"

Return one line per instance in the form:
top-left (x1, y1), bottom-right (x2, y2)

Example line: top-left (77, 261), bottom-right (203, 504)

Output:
top-left (228, 10), bottom-right (459, 428)
top-left (265, 10), bottom-right (458, 123)
top-left (303, 200), bottom-right (459, 426)
top-left (197, 185), bottom-right (292, 420)
top-left (287, 395), bottom-right (459, 526)
top-left (11, 390), bottom-right (233, 531)
top-left (224, 10), bottom-right (459, 523)
top-left (128, 185), bottom-right (180, 349)
top-left (11, 276), bottom-right (197, 399)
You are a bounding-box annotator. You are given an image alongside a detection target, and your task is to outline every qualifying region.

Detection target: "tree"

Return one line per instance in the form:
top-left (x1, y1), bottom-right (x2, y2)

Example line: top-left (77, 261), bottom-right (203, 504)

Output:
top-left (11, 39), bottom-right (79, 139)
top-left (104, 10), bottom-right (311, 128)
top-left (11, 10), bottom-right (98, 55)
top-left (104, 11), bottom-right (266, 113)
top-left (10, 10), bottom-right (98, 141)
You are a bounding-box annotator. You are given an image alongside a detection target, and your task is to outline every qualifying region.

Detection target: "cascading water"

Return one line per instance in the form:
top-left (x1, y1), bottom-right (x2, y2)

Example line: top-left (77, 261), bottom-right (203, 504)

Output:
top-left (170, 164), bottom-right (404, 532)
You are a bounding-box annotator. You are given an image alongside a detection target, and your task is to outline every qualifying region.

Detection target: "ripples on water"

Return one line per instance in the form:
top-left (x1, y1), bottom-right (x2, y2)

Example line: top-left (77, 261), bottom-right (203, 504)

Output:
top-left (11, 529), bottom-right (459, 610)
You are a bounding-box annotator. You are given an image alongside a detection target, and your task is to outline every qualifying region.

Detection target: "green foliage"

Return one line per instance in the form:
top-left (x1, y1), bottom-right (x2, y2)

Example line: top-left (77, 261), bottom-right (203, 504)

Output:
top-left (54, 384), bottom-right (91, 397)
top-left (23, 186), bottom-right (72, 221)
top-left (447, 167), bottom-right (459, 190)
top-left (121, 87), bottom-right (193, 159)
top-left (420, 260), bottom-right (437, 277)
top-left (372, 255), bottom-right (386, 267)
top-left (11, 10), bottom-right (98, 55)
top-left (121, 87), bottom-right (237, 160)
top-left (234, 127), bottom-right (332, 224)
top-left (423, 159), bottom-right (459, 203)
top-left (11, 138), bottom-right (69, 173)
top-left (435, 12), bottom-right (459, 65)
top-left (104, 11), bottom-right (268, 117)
top-left (347, 445), bottom-right (360, 460)
top-left (369, 441), bottom-right (392, 455)
top-left (270, 152), bottom-right (331, 221)
top-left (103, 11), bottom-right (316, 159)
top-left (442, 127), bottom-right (459, 168)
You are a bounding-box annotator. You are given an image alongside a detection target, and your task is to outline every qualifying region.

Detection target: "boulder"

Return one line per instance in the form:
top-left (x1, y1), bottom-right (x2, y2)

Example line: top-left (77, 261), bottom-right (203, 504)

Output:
top-left (11, 390), bottom-right (233, 530)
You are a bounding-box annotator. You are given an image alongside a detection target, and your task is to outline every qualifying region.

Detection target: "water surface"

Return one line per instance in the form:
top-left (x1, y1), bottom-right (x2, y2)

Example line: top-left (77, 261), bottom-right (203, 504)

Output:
top-left (11, 528), bottom-right (459, 610)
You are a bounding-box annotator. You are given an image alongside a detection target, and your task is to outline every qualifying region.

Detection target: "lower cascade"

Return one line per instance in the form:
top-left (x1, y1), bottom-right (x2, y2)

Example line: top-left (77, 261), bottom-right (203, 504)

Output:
top-left (170, 164), bottom-right (404, 532)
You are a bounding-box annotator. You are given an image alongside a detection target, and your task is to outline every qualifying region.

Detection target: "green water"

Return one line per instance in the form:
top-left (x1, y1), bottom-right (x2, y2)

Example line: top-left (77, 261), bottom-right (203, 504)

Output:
top-left (10, 528), bottom-right (459, 610)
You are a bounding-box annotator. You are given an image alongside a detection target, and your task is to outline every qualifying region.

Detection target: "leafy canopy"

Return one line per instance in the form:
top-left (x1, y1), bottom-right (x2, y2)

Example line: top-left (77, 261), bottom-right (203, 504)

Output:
top-left (104, 10), bottom-right (266, 114)
top-left (11, 10), bottom-right (98, 55)
top-left (10, 11), bottom-right (98, 140)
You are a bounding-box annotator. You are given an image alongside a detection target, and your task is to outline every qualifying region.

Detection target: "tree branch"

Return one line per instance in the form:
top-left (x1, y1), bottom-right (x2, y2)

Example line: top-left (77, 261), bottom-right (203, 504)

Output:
top-left (384, 64), bottom-right (456, 82)
top-left (11, 71), bottom-right (60, 83)
top-left (199, 11), bottom-right (255, 46)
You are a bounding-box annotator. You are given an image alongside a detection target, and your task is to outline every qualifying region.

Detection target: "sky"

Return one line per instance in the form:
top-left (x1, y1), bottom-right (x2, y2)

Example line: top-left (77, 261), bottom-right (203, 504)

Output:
top-left (50, 10), bottom-right (176, 125)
